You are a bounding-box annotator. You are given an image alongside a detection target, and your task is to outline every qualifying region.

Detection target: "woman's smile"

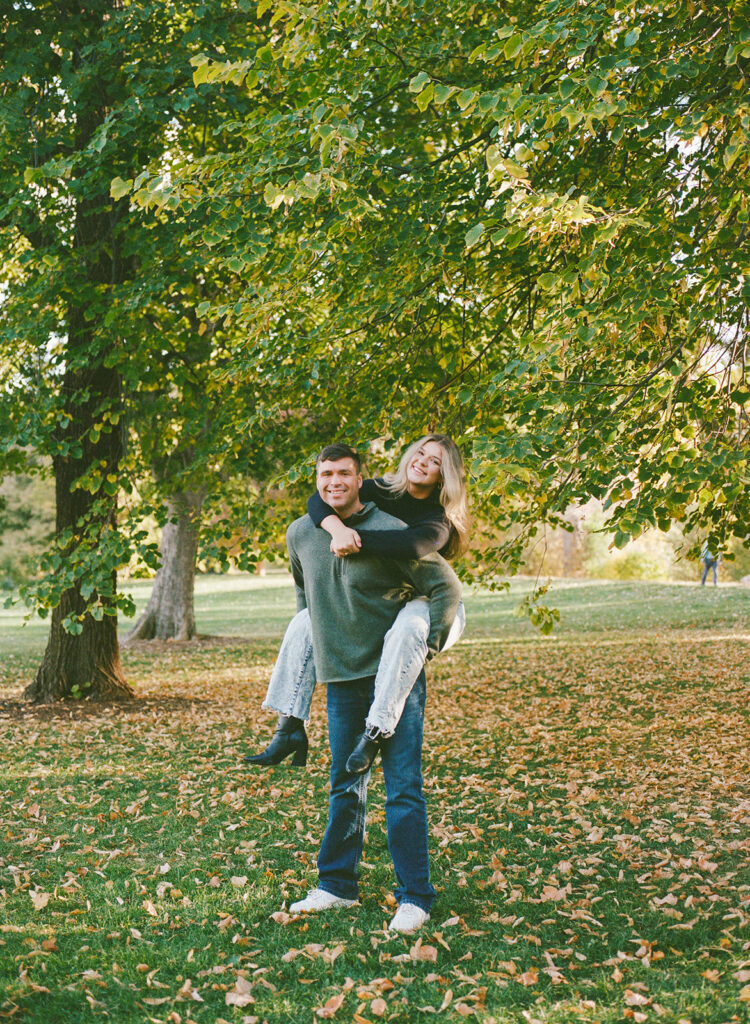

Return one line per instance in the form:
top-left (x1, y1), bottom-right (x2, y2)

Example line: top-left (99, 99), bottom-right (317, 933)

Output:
top-left (406, 441), bottom-right (443, 496)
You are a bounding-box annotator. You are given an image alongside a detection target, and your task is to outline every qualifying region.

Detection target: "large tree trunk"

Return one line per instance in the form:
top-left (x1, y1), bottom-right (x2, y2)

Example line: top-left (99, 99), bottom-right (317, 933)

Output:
top-left (25, 355), bottom-right (132, 702)
top-left (127, 490), bottom-right (205, 642)
top-left (26, 12), bottom-right (131, 703)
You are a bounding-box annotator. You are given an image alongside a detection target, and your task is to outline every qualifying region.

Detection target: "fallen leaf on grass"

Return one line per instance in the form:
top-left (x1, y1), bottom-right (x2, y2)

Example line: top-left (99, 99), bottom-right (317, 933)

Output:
top-left (409, 941), bottom-right (438, 962)
top-left (283, 943), bottom-right (346, 964)
top-left (226, 977), bottom-right (254, 1008)
top-left (739, 985), bottom-right (750, 1003)
top-left (270, 910), bottom-right (292, 925)
top-left (316, 993), bottom-right (345, 1018)
top-left (516, 968), bottom-right (538, 987)
top-left (177, 978), bottom-right (203, 1002)
top-left (142, 899), bottom-right (158, 917)
top-left (231, 875), bottom-right (248, 888)
top-left (30, 891), bottom-right (49, 911)
top-left (624, 990), bottom-right (651, 1007)
top-left (371, 997), bottom-right (387, 1016)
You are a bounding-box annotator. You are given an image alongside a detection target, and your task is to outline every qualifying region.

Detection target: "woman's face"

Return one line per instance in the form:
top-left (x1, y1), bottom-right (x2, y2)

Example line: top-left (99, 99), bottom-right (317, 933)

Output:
top-left (406, 440), bottom-right (444, 494)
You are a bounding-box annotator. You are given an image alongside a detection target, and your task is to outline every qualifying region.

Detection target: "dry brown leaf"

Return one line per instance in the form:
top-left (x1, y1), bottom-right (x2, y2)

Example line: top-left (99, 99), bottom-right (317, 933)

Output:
top-left (315, 992), bottom-right (346, 1018)
top-left (624, 990), bottom-right (650, 1007)
top-left (516, 968), bottom-right (538, 987)
top-left (142, 899), bottom-right (158, 917)
top-left (370, 997), bottom-right (387, 1017)
top-left (30, 891), bottom-right (49, 911)
top-left (177, 978), bottom-right (203, 1002)
top-left (226, 977), bottom-right (254, 1008)
top-left (270, 910), bottom-right (292, 925)
top-left (410, 941), bottom-right (438, 962)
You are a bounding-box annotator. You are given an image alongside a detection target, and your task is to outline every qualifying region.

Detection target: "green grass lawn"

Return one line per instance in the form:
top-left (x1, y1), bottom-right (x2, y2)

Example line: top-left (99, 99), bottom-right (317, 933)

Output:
top-left (1, 577), bottom-right (749, 1023)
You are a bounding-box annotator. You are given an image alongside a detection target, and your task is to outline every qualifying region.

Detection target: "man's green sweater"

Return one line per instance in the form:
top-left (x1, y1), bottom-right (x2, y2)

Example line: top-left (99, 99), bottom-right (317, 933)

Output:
top-left (286, 501), bottom-right (462, 684)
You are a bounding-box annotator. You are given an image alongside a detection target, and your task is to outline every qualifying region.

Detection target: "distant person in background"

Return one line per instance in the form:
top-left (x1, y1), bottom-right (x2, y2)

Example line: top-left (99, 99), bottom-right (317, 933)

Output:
top-left (700, 543), bottom-right (720, 587)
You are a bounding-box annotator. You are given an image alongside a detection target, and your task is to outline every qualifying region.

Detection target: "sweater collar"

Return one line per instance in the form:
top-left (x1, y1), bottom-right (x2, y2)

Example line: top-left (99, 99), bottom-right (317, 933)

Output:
top-left (342, 501), bottom-right (378, 525)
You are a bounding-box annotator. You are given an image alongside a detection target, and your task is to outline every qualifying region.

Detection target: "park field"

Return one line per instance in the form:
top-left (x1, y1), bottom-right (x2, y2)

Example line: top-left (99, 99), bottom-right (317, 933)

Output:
top-left (0, 577), bottom-right (749, 1023)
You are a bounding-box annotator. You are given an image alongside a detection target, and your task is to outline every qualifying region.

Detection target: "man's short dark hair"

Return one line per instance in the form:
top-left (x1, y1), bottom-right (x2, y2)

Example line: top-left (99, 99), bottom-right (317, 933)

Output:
top-left (316, 443), bottom-right (361, 470)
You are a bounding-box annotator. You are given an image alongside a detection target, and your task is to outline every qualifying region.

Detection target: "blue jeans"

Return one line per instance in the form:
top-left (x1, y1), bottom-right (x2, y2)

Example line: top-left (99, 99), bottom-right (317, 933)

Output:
top-left (701, 559), bottom-right (718, 585)
top-left (262, 599), bottom-right (465, 736)
top-left (317, 672), bottom-right (435, 912)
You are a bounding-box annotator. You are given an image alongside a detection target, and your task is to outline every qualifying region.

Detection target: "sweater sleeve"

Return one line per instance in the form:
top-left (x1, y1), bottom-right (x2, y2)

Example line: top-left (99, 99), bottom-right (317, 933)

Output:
top-left (285, 525), bottom-right (307, 612)
top-left (357, 518), bottom-right (451, 559)
top-left (306, 488), bottom-right (333, 527)
top-left (399, 553), bottom-right (462, 656)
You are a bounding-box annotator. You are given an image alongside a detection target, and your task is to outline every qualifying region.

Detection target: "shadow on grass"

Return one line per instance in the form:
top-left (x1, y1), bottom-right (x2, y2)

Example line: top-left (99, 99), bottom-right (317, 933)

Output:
top-left (0, 695), bottom-right (212, 720)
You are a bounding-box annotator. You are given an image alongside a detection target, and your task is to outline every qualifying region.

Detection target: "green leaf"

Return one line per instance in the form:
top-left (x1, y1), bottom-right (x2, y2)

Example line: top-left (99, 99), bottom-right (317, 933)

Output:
top-left (408, 71), bottom-right (431, 94)
top-left (623, 28), bottom-right (640, 47)
top-left (433, 84), bottom-right (456, 105)
top-left (486, 144), bottom-right (503, 171)
top-left (456, 89), bottom-right (477, 110)
top-left (502, 159), bottom-right (528, 179)
top-left (110, 177), bottom-right (133, 201)
top-left (415, 83), bottom-right (434, 112)
top-left (503, 34), bottom-right (523, 60)
top-left (465, 222), bottom-right (485, 247)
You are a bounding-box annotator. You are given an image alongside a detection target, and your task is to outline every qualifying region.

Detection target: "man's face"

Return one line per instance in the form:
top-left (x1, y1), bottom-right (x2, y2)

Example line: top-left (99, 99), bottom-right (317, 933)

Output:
top-left (316, 457), bottom-right (363, 517)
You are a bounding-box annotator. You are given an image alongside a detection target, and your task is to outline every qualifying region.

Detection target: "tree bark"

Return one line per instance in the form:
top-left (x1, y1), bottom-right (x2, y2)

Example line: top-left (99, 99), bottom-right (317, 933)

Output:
top-left (25, 355), bottom-right (132, 702)
top-left (127, 490), bottom-right (205, 642)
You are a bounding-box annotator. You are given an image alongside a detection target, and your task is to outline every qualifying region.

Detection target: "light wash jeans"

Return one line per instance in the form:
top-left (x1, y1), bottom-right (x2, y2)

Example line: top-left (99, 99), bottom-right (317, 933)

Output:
top-left (262, 598), bottom-right (466, 737)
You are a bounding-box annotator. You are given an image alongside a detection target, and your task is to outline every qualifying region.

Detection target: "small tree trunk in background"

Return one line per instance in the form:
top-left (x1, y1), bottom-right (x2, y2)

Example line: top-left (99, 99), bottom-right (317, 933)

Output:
top-left (127, 490), bottom-right (205, 642)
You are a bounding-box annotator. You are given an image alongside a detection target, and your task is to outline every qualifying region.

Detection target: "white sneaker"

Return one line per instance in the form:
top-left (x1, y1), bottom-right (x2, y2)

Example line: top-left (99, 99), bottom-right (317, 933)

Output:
top-left (289, 888), bottom-right (359, 914)
top-left (388, 902), bottom-right (430, 934)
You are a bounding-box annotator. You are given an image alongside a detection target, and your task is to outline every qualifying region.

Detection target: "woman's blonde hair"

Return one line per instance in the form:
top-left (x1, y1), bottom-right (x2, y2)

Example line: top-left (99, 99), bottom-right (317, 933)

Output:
top-left (383, 434), bottom-right (471, 560)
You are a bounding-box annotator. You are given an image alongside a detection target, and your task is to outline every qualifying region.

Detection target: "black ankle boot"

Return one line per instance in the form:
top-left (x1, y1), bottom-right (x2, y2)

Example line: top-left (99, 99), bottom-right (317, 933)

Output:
top-left (345, 731), bottom-right (380, 775)
top-left (245, 715), bottom-right (308, 767)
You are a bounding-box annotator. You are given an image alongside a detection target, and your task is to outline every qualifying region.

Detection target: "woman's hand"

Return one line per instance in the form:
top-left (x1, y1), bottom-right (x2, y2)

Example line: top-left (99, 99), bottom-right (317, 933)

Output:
top-left (328, 523), bottom-right (362, 557)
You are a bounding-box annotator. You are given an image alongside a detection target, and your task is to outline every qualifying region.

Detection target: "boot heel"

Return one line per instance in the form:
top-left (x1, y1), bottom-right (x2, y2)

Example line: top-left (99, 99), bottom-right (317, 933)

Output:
top-left (291, 741), bottom-right (308, 767)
